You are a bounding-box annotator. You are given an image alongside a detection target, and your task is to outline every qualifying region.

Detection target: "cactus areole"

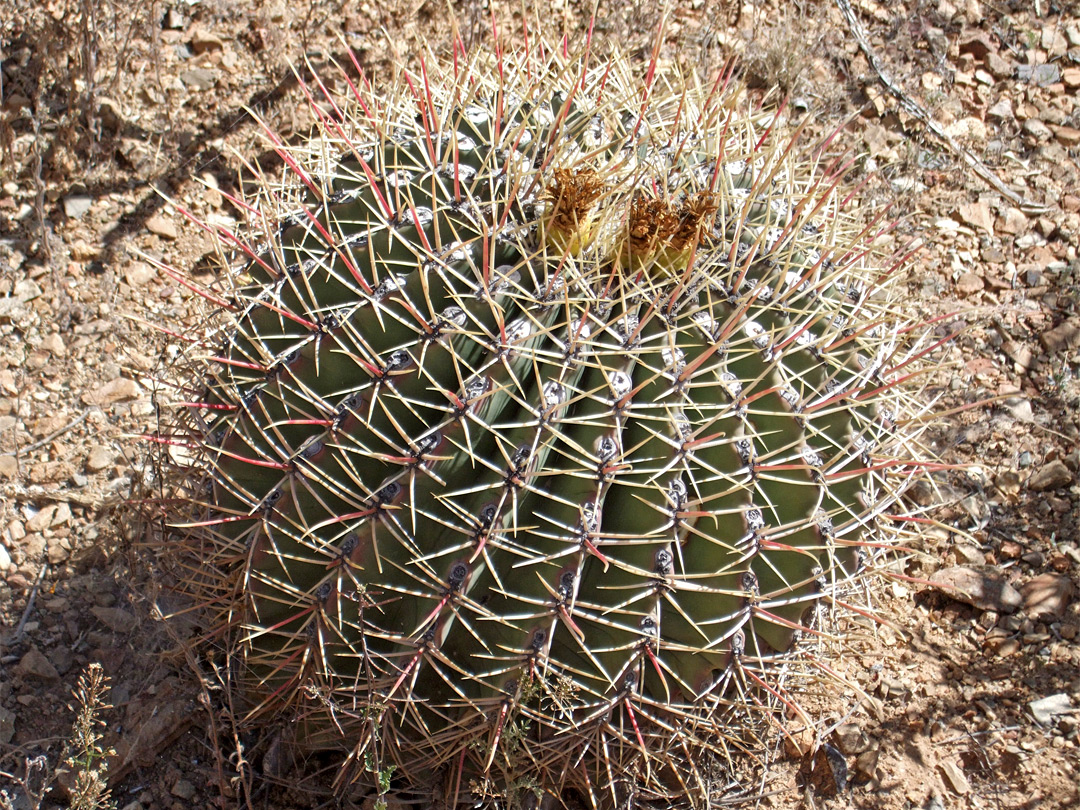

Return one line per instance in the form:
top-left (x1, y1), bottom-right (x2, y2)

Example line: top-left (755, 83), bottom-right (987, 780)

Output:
top-left (167, 37), bottom-right (927, 808)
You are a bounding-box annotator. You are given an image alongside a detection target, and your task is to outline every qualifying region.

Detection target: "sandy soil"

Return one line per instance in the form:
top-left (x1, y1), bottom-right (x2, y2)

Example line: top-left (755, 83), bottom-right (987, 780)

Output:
top-left (1, 1), bottom-right (1078, 809)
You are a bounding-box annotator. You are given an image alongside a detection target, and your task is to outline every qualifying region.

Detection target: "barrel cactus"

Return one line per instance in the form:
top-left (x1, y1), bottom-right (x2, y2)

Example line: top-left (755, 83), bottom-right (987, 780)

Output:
top-left (158, 35), bottom-right (928, 808)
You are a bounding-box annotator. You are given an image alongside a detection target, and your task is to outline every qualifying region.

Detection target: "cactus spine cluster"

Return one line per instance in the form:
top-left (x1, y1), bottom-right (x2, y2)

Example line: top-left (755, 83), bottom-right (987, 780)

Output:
top-left (160, 31), bottom-right (928, 809)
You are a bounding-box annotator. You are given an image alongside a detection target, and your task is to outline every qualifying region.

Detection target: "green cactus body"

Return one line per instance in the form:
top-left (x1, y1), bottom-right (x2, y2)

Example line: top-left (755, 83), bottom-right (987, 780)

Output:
top-left (170, 42), bottom-right (921, 806)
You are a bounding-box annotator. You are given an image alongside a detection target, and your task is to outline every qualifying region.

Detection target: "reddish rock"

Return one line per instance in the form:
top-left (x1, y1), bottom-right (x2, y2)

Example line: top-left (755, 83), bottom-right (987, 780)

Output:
top-left (1040, 318), bottom-right (1080, 354)
top-left (929, 565), bottom-right (1022, 613)
top-left (1027, 460), bottom-right (1074, 491)
top-left (15, 648), bottom-right (60, 682)
top-left (1021, 574), bottom-right (1073, 620)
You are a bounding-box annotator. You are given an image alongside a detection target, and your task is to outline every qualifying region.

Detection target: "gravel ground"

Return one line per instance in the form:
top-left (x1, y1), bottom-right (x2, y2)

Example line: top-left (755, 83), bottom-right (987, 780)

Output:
top-left (1, 1), bottom-right (1078, 808)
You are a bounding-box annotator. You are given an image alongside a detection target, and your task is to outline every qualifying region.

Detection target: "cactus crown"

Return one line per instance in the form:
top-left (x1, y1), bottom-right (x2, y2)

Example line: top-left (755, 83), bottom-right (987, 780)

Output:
top-left (159, 33), bottom-right (929, 808)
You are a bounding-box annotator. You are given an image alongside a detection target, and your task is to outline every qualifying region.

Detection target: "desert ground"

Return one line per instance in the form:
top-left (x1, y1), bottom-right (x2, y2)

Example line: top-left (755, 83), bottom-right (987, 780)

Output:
top-left (1, 1), bottom-right (1078, 808)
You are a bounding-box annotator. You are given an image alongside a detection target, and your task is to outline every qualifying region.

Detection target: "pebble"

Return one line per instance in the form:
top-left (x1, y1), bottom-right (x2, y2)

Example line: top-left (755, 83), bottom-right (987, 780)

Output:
top-left (1050, 125), bottom-right (1080, 147)
top-left (63, 194), bottom-right (93, 219)
top-left (955, 201), bottom-right (994, 234)
top-left (1027, 460), bottom-right (1074, 491)
top-left (986, 98), bottom-right (1013, 121)
top-left (86, 445), bottom-right (115, 473)
top-left (999, 207), bottom-right (1028, 235)
top-left (15, 279), bottom-right (42, 302)
top-left (940, 760), bottom-right (971, 795)
top-left (1017, 64), bottom-right (1060, 86)
top-left (1029, 693), bottom-right (1073, 725)
top-left (955, 272), bottom-right (984, 295)
top-left (189, 28), bottom-right (224, 54)
top-left (0, 455), bottom-right (17, 479)
top-left (25, 504), bottom-right (58, 533)
top-left (171, 779), bottom-right (196, 800)
top-left (39, 333), bottom-right (66, 356)
top-left (47, 538), bottom-right (70, 564)
top-left (124, 262), bottom-right (157, 286)
top-left (83, 377), bottom-right (141, 406)
top-left (1040, 317), bottom-right (1080, 354)
top-left (854, 748), bottom-right (879, 780)
top-left (1021, 573), bottom-right (1073, 620)
top-left (834, 723), bottom-right (870, 755)
top-left (0, 706), bottom-right (14, 744)
top-left (91, 606), bottom-right (136, 633)
top-left (928, 565), bottom-right (1022, 613)
top-left (179, 67), bottom-right (217, 91)
top-left (146, 214), bottom-right (179, 240)
top-left (985, 52), bottom-right (1012, 79)
top-left (1004, 396), bottom-right (1034, 422)
top-left (15, 648), bottom-right (60, 681)
top-left (0, 542), bottom-right (10, 570)
top-left (1022, 118), bottom-right (1053, 142)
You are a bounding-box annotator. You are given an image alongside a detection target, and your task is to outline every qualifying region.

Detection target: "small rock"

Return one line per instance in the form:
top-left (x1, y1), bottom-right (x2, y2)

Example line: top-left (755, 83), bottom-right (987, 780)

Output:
top-left (46, 538), bottom-right (69, 564)
top-left (51, 502), bottom-right (71, 527)
top-left (91, 606), bottom-right (136, 633)
top-left (1064, 68), bottom-right (1080, 89)
top-left (1029, 694), bottom-right (1073, 726)
top-left (1021, 550), bottom-right (1044, 567)
top-left (163, 7), bottom-right (185, 28)
top-left (25, 504), bottom-right (58, 533)
top-left (86, 445), bottom-right (115, 473)
top-left (0, 542), bottom-right (10, 570)
top-left (1022, 118), bottom-right (1052, 142)
top-left (1040, 317), bottom-right (1080, 354)
top-left (63, 194), bottom-right (93, 219)
top-left (84, 377), bottom-right (141, 406)
top-left (0, 455), bottom-right (17, 479)
top-left (985, 53), bottom-right (1012, 80)
top-left (179, 67), bottom-right (217, 91)
top-left (15, 648), bottom-right (60, 681)
top-left (854, 748), bottom-right (879, 780)
top-left (986, 99), bottom-right (1014, 123)
top-left (1050, 125), bottom-right (1080, 147)
top-left (146, 214), bottom-right (178, 240)
top-left (189, 28), bottom-right (223, 54)
top-left (955, 201), bottom-right (994, 234)
top-left (124, 262), bottom-right (157, 286)
top-left (14, 279), bottom-right (42, 302)
top-left (999, 207), bottom-right (1028, 235)
top-left (1021, 573), bottom-right (1073, 620)
top-left (951, 543), bottom-right (985, 566)
top-left (1041, 26), bottom-right (1068, 57)
top-left (1027, 460), bottom-right (1073, 491)
top-left (940, 760), bottom-right (970, 795)
top-left (171, 779), bottom-right (196, 800)
top-left (928, 565), bottom-right (1022, 613)
top-left (955, 272), bottom-right (984, 295)
top-left (1003, 397), bottom-right (1034, 422)
top-left (0, 706), bottom-right (14, 744)
top-left (40, 332), bottom-right (66, 356)
top-left (834, 723), bottom-right (870, 755)
top-left (1016, 63), bottom-right (1060, 87)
